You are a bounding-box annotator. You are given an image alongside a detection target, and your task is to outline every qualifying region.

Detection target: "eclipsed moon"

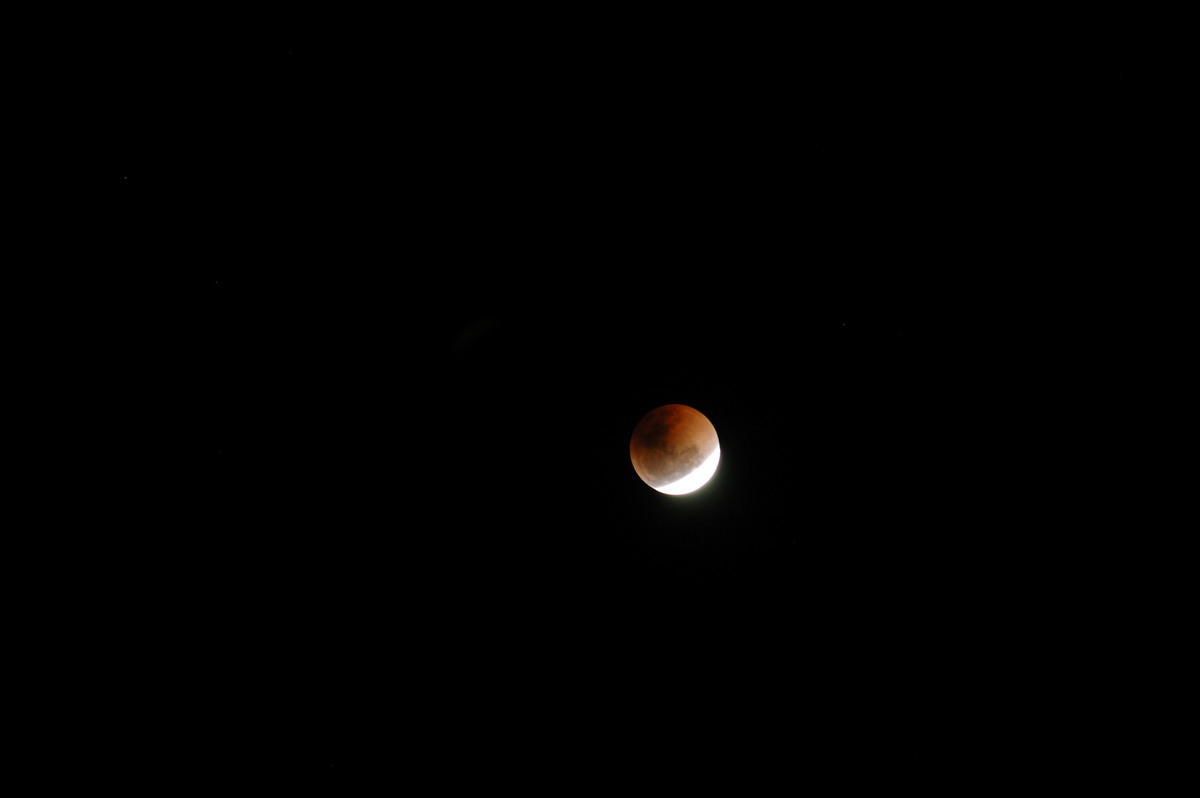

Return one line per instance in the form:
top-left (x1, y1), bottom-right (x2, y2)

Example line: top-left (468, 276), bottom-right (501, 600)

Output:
top-left (629, 404), bottom-right (720, 495)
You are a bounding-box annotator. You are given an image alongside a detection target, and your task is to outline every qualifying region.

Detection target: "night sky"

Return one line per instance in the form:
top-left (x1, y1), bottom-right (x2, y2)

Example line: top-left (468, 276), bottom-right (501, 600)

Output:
top-left (112, 13), bottom-right (1152, 786)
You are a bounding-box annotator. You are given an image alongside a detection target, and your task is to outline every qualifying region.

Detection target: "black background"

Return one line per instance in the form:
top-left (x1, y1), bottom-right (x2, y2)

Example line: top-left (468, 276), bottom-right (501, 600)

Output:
top-left (109, 11), bottom-right (1155, 786)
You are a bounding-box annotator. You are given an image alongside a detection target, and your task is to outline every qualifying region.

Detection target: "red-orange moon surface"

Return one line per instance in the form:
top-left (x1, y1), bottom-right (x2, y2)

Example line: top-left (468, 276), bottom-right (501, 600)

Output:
top-left (629, 404), bottom-right (720, 495)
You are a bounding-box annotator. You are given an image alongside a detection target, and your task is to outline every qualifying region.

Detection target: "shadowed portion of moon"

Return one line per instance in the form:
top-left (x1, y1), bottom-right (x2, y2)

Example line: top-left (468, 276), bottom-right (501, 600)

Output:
top-left (630, 404), bottom-right (720, 493)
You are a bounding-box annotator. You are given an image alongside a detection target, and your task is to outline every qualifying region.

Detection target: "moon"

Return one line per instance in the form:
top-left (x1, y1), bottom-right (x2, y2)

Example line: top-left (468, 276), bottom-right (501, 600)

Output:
top-left (629, 404), bottom-right (720, 495)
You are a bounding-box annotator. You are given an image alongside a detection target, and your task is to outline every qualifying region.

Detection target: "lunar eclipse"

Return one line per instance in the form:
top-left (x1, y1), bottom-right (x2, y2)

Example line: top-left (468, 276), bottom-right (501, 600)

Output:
top-left (629, 404), bottom-right (720, 495)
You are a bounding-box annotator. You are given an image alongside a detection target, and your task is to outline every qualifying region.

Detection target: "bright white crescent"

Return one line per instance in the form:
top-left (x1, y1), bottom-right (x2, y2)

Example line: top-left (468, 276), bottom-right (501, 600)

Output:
top-left (653, 445), bottom-right (720, 495)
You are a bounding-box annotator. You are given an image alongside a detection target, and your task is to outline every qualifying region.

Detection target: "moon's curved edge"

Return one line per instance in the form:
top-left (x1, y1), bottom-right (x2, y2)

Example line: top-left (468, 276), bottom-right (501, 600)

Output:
top-left (653, 445), bottom-right (721, 495)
